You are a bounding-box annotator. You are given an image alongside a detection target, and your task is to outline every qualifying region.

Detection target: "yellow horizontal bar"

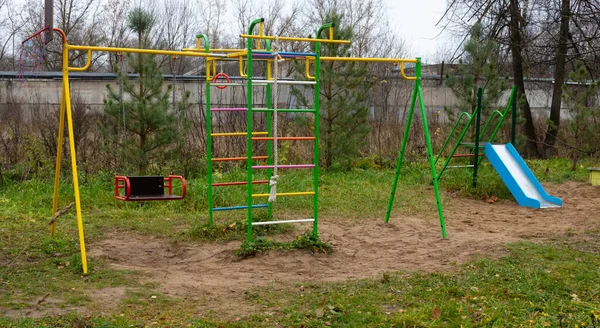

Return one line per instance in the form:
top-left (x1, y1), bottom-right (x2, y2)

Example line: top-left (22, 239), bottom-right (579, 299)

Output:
top-left (68, 49), bottom-right (92, 72)
top-left (252, 192), bottom-right (315, 198)
top-left (67, 45), bottom-right (221, 58)
top-left (240, 34), bottom-right (351, 44)
top-left (211, 132), bottom-right (268, 137)
top-left (320, 57), bottom-right (418, 63)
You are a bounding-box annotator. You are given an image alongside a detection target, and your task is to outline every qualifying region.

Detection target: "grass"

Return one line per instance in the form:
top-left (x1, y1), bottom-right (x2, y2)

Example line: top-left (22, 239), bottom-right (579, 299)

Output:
top-left (0, 157), bottom-right (597, 326)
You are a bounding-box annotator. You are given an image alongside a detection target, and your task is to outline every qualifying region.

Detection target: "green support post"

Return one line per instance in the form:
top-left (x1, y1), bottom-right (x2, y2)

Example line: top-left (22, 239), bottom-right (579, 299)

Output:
top-left (246, 18), bottom-right (263, 242)
top-left (385, 58), bottom-right (447, 239)
top-left (511, 86), bottom-right (517, 146)
top-left (472, 88), bottom-right (483, 188)
top-left (197, 34), bottom-right (214, 226)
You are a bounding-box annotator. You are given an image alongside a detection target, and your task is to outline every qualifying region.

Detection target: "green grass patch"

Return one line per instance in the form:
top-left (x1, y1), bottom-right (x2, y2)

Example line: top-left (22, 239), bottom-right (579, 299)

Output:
top-left (236, 232), bottom-right (334, 258)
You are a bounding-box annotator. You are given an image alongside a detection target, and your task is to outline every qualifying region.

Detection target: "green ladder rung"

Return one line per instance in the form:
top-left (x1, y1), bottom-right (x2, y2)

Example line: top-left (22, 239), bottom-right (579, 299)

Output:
top-left (459, 142), bottom-right (485, 148)
top-left (446, 165), bottom-right (475, 168)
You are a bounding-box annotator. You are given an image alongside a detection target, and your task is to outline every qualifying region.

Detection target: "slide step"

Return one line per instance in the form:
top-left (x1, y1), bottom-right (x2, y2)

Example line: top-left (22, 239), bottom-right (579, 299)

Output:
top-left (212, 180), bottom-right (269, 187)
top-left (451, 153), bottom-right (484, 158)
top-left (252, 192), bottom-right (315, 198)
top-left (252, 219), bottom-right (315, 226)
top-left (252, 164), bottom-right (315, 169)
top-left (212, 204), bottom-right (268, 211)
top-left (447, 165), bottom-right (475, 168)
top-left (459, 142), bottom-right (485, 148)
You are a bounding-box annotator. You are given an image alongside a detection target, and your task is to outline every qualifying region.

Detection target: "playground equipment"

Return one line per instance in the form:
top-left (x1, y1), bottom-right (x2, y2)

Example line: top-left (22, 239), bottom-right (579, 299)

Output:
top-left (185, 19), bottom-right (433, 243)
top-left (434, 87), bottom-right (518, 187)
top-left (22, 25), bottom-right (227, 274)
top-left (485, 143), bottom-right (562, 208)
top-left (29, 5), bottom-right (444, 272)
top-left (433, 86), bottom-right (562, 208)
top-left (114, 175), bottom-right (187, 201)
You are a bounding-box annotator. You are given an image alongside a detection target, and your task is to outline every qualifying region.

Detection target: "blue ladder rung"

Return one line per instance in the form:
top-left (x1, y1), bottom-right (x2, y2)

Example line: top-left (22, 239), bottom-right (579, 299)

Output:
top-left (212, 204), bottom-right (269, 211)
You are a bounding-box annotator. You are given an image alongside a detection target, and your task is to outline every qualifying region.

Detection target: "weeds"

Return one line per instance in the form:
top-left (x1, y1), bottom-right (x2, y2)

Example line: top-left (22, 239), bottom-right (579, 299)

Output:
top-left (236, 232), bottom-right (334, 258)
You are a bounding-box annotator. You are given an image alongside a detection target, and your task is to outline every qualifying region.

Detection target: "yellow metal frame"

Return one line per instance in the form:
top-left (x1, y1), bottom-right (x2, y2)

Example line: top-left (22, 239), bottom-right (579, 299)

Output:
top-left (252, 192), bottom-right (315, 198)
top-left (49, 28), bottom-right (219, 275)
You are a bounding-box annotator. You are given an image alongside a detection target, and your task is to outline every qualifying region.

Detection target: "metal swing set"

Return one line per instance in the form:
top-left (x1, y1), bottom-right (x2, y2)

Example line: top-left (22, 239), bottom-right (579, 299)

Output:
top-left (24, 5), bottom-right (445, 274)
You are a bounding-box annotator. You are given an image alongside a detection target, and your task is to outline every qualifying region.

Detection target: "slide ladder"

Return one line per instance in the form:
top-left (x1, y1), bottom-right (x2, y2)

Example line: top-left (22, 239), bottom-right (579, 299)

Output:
top-left (485, 143), bottom-right (562, 208)
top-left (435, 86), bottom-right (517, 185)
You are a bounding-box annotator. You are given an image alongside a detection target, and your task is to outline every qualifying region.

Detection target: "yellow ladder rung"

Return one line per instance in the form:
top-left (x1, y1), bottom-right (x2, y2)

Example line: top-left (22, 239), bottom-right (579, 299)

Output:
top-left (252, 192), bottom-right (315, 198)
top-left (211, 132), bottom-right (268, 137)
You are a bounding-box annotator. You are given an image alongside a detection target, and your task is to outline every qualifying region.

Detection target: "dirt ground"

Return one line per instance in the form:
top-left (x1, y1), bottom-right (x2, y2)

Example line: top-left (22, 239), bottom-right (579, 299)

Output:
top-left (82, 181), bottom-right (599, 318)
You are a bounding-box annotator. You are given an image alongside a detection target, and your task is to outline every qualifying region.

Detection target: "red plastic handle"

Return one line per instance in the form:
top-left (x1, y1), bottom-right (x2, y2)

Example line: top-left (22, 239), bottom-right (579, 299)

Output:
top-left (213, 72), bottom-right (230, 89)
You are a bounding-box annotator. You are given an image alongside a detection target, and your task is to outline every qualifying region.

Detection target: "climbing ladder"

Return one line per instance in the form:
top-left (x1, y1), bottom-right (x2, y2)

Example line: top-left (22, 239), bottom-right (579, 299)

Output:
top-left (434, 86), bottom-right (517, 186)
top-left (202, 19), bottom-right (346, 242)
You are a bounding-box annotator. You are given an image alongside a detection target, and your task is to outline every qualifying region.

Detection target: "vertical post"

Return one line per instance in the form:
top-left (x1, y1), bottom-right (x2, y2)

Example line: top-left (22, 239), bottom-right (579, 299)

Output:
top-left (511, 86), bottom-right (517, 146)
top-left (63, 43), bottom-right (88, 274)
top-left (312, 41), bottom-right (322, 238)
top-left (198, 35), bottom-right (214, 226)
top-left (415, 58), bottom-right (447, 239)
top-left (265, 40), bottom-right (274, 221)
top-left (473, 88), bottom-right (483, 188)
top-left (385, 71), bottom-right (418, 224)
top-left (247, 18), bottom-right (263, 242)
top-left (51, 85), bottom-right (67, 235)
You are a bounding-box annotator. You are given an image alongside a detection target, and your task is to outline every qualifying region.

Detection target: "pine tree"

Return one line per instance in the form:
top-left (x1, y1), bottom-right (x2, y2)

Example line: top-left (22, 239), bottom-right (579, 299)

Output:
top-left (445, 22), bottom-right (508, 121)
top-left (102, 7), bottom-right (191, 175)
top-left (295, 12), bottom-right (374, 169)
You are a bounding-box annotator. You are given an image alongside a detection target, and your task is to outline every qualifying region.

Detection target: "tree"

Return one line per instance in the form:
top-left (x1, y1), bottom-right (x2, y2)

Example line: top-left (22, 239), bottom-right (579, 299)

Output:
top-left (445, 21), bottom-right (508, 121)
top-left (562, 61), bottom-right (600, 170)
top-left (295, 11), bottom-right (374, 169)
top-left (102, 7), bottom-right (191, 174)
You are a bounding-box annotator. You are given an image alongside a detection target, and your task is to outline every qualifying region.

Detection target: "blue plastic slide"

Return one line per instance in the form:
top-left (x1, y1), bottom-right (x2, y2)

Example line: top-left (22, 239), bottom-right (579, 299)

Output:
top-left (484, 143), bottom-right (562, 208)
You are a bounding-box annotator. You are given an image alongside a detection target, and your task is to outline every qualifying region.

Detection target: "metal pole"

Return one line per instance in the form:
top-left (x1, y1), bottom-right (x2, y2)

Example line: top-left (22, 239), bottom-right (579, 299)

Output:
top-left (511, 86), bottom-right (517, 146)
top-left (473, 88), bottom-right (483, 188)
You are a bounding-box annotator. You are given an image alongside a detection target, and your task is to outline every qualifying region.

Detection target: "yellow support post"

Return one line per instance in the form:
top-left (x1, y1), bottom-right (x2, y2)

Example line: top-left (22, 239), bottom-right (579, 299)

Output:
top-left (50, 85), bottom-right (67, 235)
top-left (63, 44), bottom-right (88, 274)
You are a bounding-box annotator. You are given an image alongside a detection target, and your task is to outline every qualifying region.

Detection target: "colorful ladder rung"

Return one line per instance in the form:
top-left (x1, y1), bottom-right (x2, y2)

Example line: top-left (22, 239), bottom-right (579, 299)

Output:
top-left (212, 156), bottom-right (268, 162)
top-left (211, 132), bottom-right (268, 137)
top-left (211, 107), bottom-right (248, 111)
top-left (252, 191), bottom-right (315, 198)
top-left (252, 108), bottom-right (316, 113)
top-left (251, 80), bottom-right (317, 85)
top-left (252, 218), bottom-right (315, 226)
top-left (212, 180), bottom-right (269, 187)
top-left (447, 165), bottom-right (475, 168)
top-left (212, 204), bottom-right (269, 211)
top-left (252, 137), bottom-right (315, 141)
top-left (252, 164), bottom-right (315, 169)
top-left (451, 153), bottom-right (484, 158)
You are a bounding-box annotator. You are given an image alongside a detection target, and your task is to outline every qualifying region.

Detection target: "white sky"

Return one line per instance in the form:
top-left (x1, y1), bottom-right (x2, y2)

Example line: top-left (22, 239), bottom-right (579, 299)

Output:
top-left (15, 0), bottom-right (450, 59)
top-left (385, 0), bottom-right (448, 59)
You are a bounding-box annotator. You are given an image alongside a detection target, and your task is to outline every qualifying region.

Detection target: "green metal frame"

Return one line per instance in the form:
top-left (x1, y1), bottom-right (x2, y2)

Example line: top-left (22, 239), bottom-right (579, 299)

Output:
top-left (385, 58), bottom-right (447, 239)
top-left (435, 86), bottom-right (518, 181)
top-left (244, 18), bottom-right (324, 242)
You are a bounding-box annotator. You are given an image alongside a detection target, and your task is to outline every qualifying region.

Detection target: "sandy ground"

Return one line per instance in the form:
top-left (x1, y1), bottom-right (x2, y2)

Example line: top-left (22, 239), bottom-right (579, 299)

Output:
top-left (82, 181), bottom-right (600, 318)
top-left (4, 181), bottom-right (598, 319)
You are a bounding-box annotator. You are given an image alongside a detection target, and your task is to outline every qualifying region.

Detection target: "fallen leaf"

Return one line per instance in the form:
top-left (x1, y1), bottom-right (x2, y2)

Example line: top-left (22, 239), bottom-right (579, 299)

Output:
top-left (432, 306), bottom-right (441, 319)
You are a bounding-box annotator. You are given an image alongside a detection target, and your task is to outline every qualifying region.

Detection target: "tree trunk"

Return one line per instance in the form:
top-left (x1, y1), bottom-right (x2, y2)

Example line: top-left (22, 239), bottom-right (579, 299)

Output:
top-left (542, 0), bottom-right (570, 159)
top-left (509, 0), bottom-right (539, 157)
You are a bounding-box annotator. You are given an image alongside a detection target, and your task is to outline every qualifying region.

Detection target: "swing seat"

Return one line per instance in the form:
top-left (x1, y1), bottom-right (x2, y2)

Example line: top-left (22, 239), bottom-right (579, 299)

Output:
top-left (115, 175), bottom-right (187, 201)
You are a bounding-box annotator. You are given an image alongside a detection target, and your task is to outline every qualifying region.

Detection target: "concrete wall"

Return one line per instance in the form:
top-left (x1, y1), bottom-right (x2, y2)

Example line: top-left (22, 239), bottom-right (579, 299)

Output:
top-left (0, 76), bottom-right (590, 122)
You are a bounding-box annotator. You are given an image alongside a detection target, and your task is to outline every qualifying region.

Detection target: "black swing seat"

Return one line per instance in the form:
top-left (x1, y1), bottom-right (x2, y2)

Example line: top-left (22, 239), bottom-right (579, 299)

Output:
top-left (115, 175), bottom-right (187, 201)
